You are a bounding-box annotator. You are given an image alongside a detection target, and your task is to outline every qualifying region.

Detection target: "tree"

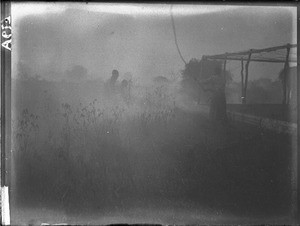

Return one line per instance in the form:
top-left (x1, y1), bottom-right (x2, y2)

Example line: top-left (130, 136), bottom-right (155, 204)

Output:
top-left (181, 58), bottom-right (231, 123)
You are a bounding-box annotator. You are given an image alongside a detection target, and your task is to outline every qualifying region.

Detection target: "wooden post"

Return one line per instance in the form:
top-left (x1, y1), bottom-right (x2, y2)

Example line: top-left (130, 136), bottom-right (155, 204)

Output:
top-left (282, 44), bottom-right (290, 105)
top-left (223, 54), bottom-right (227, 83)
top-left (223, 56), bottom-right (228, 121)
top-left (200, 56), bottom-right (204, 77)
top-left (243, 51), bottom-right (252, 104)
top-left (241, 59), bottom-right (245, 104)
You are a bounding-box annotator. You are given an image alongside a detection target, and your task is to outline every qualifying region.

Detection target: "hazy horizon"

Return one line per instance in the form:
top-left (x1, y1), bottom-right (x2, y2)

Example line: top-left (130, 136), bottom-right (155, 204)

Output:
top-left (12, 3), bottom-right (296, 83)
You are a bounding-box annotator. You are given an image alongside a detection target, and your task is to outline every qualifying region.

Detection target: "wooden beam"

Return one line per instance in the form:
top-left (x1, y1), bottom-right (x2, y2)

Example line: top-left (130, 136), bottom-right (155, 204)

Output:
top-left (204, 43), bottom-right (296, 59)
top-left (204, 56), bottom-right (297, 63)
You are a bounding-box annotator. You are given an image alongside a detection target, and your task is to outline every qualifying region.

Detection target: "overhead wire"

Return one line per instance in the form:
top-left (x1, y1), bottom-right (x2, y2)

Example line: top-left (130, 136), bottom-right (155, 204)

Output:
top-left (169, 5), bottom-right (215, 89)
top-left (170, 4), bottom-right (188, 65)
top-left (169, 5), bottom-right (240, 88)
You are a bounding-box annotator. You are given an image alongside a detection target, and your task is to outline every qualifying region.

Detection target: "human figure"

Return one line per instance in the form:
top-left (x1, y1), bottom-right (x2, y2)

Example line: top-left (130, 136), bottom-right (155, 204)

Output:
top-left (200, 65), bottom-right (227, 123)
top-left (121, 79), bottom-right (128, 93)
top-left (121, 79), bottom-right (130, 104)
top-left (109, 69), bottom-right (119, 96)
top-left (209, 69), bottom-right (227, 123)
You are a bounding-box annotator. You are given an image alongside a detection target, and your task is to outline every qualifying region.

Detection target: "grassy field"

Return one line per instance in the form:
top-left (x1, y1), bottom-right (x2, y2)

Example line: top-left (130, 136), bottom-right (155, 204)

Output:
top-left (10, 80), bottom-right (294, 225)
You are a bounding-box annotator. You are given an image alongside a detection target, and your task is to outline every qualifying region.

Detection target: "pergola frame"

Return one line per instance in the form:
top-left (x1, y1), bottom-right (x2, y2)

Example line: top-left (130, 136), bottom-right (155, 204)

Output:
top-left (204, 44), bottom-right (298, 223)
top-left (202, 43), bottom-right (297, 104)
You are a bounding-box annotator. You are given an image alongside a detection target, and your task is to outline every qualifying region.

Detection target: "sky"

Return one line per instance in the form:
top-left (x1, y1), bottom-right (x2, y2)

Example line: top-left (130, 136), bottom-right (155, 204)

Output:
top-left (12, 3), bottom-right (297, 83)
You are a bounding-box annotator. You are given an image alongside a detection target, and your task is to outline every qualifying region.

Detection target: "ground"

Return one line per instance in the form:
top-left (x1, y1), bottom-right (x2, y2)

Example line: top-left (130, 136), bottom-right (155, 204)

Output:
top-left (10, 108), bottom-right (294, 225)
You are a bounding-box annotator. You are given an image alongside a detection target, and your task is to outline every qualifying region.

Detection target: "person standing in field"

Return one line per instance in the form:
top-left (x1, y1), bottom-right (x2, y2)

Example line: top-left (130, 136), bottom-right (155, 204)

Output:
top-left (105, 69), bottom-right (119, 99)
top-left (120, 79), bottom-right (130, 104)
top-left (199, 61), bottom-right (227, 124)
top-left (110, 69), bottom-right (119, 93)
top-left (208, 66), bottom-right (227, 123)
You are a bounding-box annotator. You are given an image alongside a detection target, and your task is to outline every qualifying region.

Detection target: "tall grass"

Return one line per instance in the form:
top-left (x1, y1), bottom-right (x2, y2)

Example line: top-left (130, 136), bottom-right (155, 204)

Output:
top-left (12, 81), bottom-right (292, 217)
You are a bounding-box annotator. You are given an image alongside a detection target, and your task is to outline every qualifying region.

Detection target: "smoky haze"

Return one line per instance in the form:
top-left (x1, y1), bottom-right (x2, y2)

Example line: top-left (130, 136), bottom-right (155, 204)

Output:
top-left (10, 3), bottom-right (296, 225)
top-left (13, 4), bottom-right (295, 82)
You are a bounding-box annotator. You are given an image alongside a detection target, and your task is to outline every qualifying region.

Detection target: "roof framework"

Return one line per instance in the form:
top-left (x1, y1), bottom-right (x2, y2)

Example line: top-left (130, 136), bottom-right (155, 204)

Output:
top-left (203, 44), bottom-right (297, 64)
top-left (202, 43), bottom-right (297, 104)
